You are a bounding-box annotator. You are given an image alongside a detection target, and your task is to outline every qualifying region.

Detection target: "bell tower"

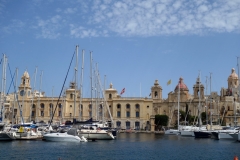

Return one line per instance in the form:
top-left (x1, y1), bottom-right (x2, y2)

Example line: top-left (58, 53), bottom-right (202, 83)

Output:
top-left (18, 71), bottom-right (32, 98)
top-left (193, 76), bottom-right (204, 100)
top-left (151, 80), bottom-right (162, 100)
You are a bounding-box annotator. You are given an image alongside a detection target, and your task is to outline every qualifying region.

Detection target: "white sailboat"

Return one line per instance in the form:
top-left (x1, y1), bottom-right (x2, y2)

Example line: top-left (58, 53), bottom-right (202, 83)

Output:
top-left (165, 78), bottom-right (181, 135)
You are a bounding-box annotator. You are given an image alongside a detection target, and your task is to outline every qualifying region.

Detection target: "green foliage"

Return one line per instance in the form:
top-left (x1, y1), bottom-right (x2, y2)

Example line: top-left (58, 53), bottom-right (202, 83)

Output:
top-left (155, 114), bottom-right (169, 126)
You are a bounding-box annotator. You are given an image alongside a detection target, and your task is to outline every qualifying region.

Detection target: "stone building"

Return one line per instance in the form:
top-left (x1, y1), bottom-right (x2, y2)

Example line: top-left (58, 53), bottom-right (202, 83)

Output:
top-left (1, 68), bottom-right (240, 131)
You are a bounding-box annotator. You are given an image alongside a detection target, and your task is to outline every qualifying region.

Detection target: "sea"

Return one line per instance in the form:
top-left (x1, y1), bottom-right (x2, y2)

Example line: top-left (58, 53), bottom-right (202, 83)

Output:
top-left (0, 132), bottom-right (239, 160)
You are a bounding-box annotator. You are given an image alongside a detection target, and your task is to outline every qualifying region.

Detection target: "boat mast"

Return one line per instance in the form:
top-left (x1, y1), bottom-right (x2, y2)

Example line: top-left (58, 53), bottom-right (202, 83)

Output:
top-left (177, 80), bottom-right (180, 131)
top-left (90, 51), bottom-right (93, 119)
top-left (0, 54), bottom-right (7, 122)
top-left (209, 72), bottom-right (212, 130)
top-left (37, 71), bottom-right (43, 123)
top-left (12, 68), bottom-right (18, 124)
top-left (198, 71), bottom-right (201, 127)
top-left (30, 67), bottom-right (37, 122)
top-left (79, 49), bottom-right (84, 120)
top-left (205, 76), bottom-right (208, 125)
top-left (74, 45), bottom-right (79, 119)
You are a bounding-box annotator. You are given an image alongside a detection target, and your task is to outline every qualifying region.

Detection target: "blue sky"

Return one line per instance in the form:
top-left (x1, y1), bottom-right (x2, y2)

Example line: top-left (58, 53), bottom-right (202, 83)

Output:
top-left (0, 0), bottom-right (240, 98)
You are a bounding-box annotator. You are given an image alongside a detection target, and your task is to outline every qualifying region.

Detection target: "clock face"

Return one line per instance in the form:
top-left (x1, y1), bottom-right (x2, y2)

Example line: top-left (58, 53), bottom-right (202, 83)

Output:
top-left (20, 90), bottom-right (25, 96)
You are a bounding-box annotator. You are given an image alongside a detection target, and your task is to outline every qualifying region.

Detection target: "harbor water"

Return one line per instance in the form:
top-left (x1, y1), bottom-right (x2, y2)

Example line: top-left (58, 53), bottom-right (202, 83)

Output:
top-left (0, 132), bottom-right (239, 160)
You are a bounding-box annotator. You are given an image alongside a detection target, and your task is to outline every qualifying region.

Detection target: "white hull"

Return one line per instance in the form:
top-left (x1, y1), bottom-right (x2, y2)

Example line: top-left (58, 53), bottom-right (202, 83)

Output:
top-left (218, 132), bottom-right (235, 139)
top-left (79, 130), bottom-right (114, 140)
top-left (164, 129), bottom-right (179, 135)
top-left (229, 133), bottom-right (239, 141)
top-left (43, 133), bottom-right (81, 142)
top-left (180, 130), bottom-right (194, 137)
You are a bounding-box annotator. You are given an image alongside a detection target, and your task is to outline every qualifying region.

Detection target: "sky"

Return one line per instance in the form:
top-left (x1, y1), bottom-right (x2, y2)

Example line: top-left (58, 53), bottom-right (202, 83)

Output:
top-left (0, 0), bottom-right (240, 99)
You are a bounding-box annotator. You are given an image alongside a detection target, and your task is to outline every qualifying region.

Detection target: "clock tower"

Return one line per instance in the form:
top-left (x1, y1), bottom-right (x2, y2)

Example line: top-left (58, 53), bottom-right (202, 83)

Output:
top-left (18, 71), bottom-right (32, 98)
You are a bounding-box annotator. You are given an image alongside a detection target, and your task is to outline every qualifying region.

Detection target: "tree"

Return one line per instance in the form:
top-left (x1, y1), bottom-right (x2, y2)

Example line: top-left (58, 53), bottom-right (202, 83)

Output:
top-left (155, 114), bottom-right (169, 130)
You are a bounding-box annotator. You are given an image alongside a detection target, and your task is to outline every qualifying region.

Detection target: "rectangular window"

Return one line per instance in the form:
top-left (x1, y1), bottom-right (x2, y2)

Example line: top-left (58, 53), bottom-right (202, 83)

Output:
top-left (117, 111), bottom-right (121, 118)
top-left (136, 111), bottom-right (139, 118)
top-left (126, 111), bottom-right (130, 117)
top-left (41, 111), bottom-right (44, 117)
top-left (31, 111), bottom-right (34, 117)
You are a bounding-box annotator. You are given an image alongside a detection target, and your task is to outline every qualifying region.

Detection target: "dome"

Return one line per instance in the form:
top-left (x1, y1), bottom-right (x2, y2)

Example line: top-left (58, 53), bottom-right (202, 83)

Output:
top-left (174, 77), bottom-right (188, 91)
top-left (228, 68), bottom-right (238, 79)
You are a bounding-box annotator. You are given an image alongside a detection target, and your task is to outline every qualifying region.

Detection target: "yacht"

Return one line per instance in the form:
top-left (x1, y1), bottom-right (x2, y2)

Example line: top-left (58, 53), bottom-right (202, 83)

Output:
top-left (78, 125), bottom-right (115, 140)
top-left (211, 127), bottom-right (239, 140)
top-left (43, 128), bottom-right (86, 142)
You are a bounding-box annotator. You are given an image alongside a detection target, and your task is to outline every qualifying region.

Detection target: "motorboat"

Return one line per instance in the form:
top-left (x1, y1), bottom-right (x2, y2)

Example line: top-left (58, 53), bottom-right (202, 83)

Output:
top-left (43, 128), bottom-right (86, 142)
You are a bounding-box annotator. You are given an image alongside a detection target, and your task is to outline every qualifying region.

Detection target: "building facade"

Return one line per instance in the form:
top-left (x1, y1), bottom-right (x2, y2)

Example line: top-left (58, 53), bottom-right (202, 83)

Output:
top-left (2, 68), bottom-right (240, 131)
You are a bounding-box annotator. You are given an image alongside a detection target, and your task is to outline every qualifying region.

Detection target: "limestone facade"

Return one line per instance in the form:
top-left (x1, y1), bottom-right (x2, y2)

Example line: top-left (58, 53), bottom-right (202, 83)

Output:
top-left (2, 68), bottom-right (240, 131)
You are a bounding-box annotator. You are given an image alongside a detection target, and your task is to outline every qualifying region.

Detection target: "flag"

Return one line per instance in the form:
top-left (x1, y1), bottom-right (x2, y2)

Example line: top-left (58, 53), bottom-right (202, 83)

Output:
top-left (167, 79), bottom-right (171, 85)
top-left (120, 88), bottom-right (125, 95)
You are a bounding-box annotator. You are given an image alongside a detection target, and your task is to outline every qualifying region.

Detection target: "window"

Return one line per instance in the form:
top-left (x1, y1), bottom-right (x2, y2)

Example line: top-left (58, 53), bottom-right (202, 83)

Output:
top-left (70, 105), bottom-right (72, 108)
top-left (31, 111), bottom-right (35, 117)
top-left (117, 111), bottom-right (121, 118)
top-left (41, 111), bottom-right (44, 117)
top-left (89, 104), bottom-right (92, 109)
top-left (117, 104), bottom-right (121, 109)
top-left (126, 111), bottom-right (130, 117)
top-left (49, 103), bottom-right (53, 109)
top-left (126, 104), bottom-right (130, 109)
top-left (135, 122), bottom-right (140, 130)
top-left (32, 104), bottom-right (35, 108)
top-left (58, 104), bottom-right (62, 108)
top-left (116, 121), bottom-right (121, 128)
top-left (154, 91), bottom-right (158, 98)
top-left (109, 94), bottom-right (112, 99)
top-left (58, 111), bottom-right (61, 117)
top-left (135, 104), bottom-right (139, 109)
top-left (41, 103), bottom-right (44, 109)
top-left (136, 111), bottom-right (139, 118)
top-left (126, 122), bottom-right (130, 129)
top-left (70, 94), bottom-right (73, 99)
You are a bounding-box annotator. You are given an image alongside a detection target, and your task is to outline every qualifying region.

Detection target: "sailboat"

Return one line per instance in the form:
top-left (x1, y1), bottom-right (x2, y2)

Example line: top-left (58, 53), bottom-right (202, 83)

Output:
top-left (165, 78), bottom-right (181, 135)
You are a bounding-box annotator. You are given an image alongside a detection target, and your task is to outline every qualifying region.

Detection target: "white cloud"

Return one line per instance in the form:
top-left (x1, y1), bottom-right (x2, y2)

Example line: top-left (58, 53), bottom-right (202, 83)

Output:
top-left (34, 15), bottom-right (63, 39)
top-left (87, 0), bottom-right (240, 36)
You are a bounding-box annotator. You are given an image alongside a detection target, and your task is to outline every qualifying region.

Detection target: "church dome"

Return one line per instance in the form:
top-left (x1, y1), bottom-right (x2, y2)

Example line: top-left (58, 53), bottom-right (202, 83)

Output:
top-left (174, 77), bottom-right (188, 91)
top-left (228, 68), bottom-right (238, 79)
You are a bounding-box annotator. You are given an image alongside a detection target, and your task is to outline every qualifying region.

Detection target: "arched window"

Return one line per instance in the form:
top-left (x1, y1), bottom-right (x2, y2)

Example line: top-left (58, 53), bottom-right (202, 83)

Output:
top-left (109, 94), bottom-right (112, 99)
top-left (126, 121), bottom-right (130, 129)
top-left (154, 91), bottom-right (158, 98)
top-left (135, 122), bottom-right (140, 130)
top-left (116, 121), bottom-right (121, 128)
top-left (58, 103), bottom-right (62, 108)
top-left (135, 104), bottom-right (140, 109)
top-left (49, 103), bottom-right (53, 109)
top-left (32, 104), bottom-right (36, 109)
top-left (126, 104), bottom-right (130, 109)
top-left (41, 103), bottom-right (44, 109)
top-left (117, 104), bottom-right (121, 109)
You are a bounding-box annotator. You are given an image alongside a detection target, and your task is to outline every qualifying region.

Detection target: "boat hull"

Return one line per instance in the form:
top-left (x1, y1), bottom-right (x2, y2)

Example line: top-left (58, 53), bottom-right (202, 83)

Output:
top-left (0, 132), bottom-right (15, 141)
top-left (194, 131), bottom-right (212, 138)
top-left (43, 133), bottom-right (81, 142)
top-left (164, 129), bottom-right (179, 135)
top-left (79, 130), bottom-right (114, 140)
